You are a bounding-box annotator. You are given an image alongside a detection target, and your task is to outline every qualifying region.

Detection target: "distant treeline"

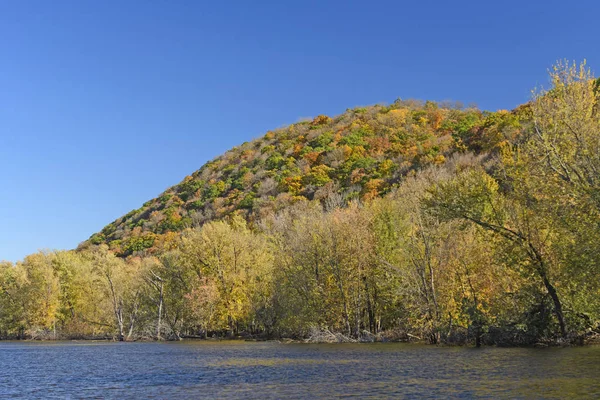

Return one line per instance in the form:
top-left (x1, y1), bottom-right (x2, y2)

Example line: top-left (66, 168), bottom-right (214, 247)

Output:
top-left (1, 61), bottom-right (599, 345)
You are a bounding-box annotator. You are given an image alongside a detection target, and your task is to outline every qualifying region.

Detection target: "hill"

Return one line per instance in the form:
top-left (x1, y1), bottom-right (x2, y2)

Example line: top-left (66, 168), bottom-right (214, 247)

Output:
top-left (3, 62), bottom-right (600, 344)
top-left (87, 99), bottom-right (524, 256)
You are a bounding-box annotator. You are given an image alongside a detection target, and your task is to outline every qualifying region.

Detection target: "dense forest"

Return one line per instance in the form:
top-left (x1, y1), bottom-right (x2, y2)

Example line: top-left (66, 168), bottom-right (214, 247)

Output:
top-left (1, 61), bottom-right (599, 345)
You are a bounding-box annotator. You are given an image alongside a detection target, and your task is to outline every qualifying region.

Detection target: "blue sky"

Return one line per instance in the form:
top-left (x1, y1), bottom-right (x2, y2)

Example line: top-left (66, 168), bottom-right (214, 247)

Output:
top-left (1, 0), bottom-right (599, 262)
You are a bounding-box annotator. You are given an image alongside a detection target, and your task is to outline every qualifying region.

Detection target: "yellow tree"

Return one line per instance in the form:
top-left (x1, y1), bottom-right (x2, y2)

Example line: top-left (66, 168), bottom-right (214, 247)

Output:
top-left (19, 252), bottom-right (61, 337)
top-left (527, 60), bottom-right (600, 207)
top-left (179, 216), bottom-right (273, 335)
top-left (0, 261), bottom-right (28, 338)
top-left (51, 250), bottom-right (109, 337)
top-left (88, 245), bottom-right (143, 341)
top-left (426, 167), bottom-right (570, 338)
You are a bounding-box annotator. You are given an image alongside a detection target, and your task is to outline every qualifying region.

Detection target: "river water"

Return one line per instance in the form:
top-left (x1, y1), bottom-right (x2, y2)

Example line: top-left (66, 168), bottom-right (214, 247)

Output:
top-left (0, 341), bottom-right (598, 399)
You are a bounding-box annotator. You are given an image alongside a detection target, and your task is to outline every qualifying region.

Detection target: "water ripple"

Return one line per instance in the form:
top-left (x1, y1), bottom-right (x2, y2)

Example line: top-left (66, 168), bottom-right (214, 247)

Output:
top-left (0, 341), bottom-right (598, 399)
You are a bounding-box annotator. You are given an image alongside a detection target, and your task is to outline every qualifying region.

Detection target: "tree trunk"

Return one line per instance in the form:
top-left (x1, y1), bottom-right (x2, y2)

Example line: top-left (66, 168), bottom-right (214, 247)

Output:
top-left (364, 279), bottom-right (375, 333)
top-left (116, 307), bottom-right (124, 342)
top-left (539, 268), bottom-right (567, 338)
top-left (156, 281), bottom-right (164, 340)
top-left (106, 273), bottom-right (124, 341)
top-left (530, 246), bottom-right (567, 339)
top-left (127, 295), bottom-right (140, 341)
top-left (148, 270), bottom-right (164, 341)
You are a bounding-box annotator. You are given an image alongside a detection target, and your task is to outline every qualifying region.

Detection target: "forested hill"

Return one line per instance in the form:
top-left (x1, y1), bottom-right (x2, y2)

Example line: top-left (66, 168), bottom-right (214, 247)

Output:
top-left (3, 62), bottom-right (600, 344)
top-left (87, 100), bottom-right (525, 256)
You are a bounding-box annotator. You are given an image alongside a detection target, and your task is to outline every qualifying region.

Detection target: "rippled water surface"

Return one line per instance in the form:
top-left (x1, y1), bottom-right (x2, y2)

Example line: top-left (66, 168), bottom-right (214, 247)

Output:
top-left (0, 341), bottom-right (599, 399)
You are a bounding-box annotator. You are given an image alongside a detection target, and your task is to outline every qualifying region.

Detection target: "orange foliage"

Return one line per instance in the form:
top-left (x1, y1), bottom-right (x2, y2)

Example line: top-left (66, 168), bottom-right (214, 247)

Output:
top-left (429, 109), bottom-right (445, 130)
top-left (350, 168), bottom-right (366, 184)
top-left (362, 178), bottom-right (384, 200)
top-left (154, 231), bottom-right (181, 252)
top-left (311, 115), bottom-right (332, 126)
top-left (303, 151), bottom-right (321, 164)
top-left (293, 143), bottom-right (304, 156)
top-left (333, 130), bottom-right (344, 143)
top-left (366, 136), bottom-right (391, 156)
top-left (264, 131), bottom-right (275, 140)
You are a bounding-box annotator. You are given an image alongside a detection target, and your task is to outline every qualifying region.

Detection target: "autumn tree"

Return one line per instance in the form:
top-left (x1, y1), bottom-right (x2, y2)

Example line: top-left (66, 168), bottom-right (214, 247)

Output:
top-left (178, 216), bottom-right (274, 336)
top-left (88, 245), bottom-right (143, 341)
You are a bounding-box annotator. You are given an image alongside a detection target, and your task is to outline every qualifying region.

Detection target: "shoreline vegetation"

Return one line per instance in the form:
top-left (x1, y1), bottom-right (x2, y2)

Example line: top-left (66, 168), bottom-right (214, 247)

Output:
top-left (3, 329), bottom-right (600, 347)
top-left (2, 62), bottom-right (600, 348)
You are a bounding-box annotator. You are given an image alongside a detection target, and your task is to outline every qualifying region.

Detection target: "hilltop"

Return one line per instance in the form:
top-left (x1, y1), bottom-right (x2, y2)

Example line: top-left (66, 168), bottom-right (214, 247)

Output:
top-left (87, 99), bottom-right (525, 256)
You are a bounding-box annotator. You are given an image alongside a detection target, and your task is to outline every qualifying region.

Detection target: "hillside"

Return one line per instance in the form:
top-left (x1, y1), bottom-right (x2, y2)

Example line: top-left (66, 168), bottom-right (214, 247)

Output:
top-left (4, 63), bottom-right (600, 344)
top-left (87, 99), bottom-right (525, 256)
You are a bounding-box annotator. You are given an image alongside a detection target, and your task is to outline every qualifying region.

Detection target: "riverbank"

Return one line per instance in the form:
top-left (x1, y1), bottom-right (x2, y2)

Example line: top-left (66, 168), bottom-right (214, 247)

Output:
top-left (3, 329), bottom-right (599, 347)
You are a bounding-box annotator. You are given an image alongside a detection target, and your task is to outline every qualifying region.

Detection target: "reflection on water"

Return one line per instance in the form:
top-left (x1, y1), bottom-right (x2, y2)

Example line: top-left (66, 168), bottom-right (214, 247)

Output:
top-left (0, 341), bottom-right (598, 399)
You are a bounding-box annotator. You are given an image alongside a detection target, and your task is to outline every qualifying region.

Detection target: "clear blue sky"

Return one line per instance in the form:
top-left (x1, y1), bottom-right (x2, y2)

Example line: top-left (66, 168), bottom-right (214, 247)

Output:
top-left (1, 0), bottom-right (598, 262)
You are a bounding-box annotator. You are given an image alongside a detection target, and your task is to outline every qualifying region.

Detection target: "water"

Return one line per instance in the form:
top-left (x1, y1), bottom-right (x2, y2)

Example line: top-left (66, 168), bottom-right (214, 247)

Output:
top-left (0, 341), bottom-right (598, 399)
